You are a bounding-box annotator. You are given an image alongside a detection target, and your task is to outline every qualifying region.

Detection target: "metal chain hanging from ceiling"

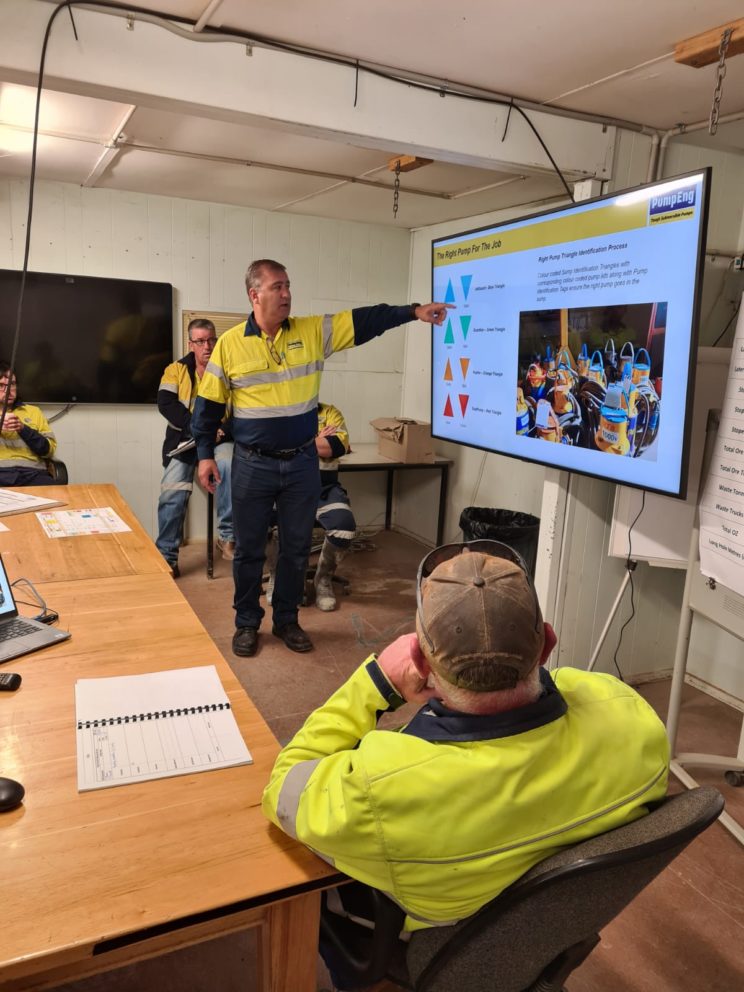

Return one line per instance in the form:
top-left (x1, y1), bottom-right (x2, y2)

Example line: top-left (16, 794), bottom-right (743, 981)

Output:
top-left (393, 159), bottom-right (401, 219)
top-left (709, 27), bottom-right (733, 135)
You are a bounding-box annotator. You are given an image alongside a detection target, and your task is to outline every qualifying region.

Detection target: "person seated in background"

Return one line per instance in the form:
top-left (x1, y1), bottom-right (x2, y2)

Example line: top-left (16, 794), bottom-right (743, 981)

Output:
top-left (266, 400), bottom-right (356, 611)
top-left (313, 401), bottom-right (356, 610)
top-left (262, 540), bottom-right (670, 990)
top-left (0, 361), bottom-right (57, 487)
top-left (155, 320), bottom-right (234, 577)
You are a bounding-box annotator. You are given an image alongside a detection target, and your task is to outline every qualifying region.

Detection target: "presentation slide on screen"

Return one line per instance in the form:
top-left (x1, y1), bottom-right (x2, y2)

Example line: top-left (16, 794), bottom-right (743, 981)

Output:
top-left (431, 172), bottom-right (708, 497)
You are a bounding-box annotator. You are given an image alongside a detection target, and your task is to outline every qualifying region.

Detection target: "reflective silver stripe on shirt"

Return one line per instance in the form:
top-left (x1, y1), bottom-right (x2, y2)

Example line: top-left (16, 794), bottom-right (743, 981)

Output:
top-left (387, 764), bottom-right (668, 866)
top-left (322, 314), bottom-right (335, 358)
top-left (230, 360), bottom-right (324, 390)
top-left (205, 360), bottom-right (228, 384)
top-left (0, 438), bottom-right (31, 450)
top-left (232, 396), bottom-right (319, 419)
top-left (159, 382), bottom-right (178, 394)
top-left (0, 456), bottom-right (46, 468)
top-left (306, 844), bottom-right (337, 869)
top-left (275, 758), bottom-right (322, 839)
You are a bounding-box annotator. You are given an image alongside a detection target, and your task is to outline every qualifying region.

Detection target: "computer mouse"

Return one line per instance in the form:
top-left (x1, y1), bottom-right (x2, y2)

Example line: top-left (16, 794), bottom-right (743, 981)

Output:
top-left (0, 777), bottom-right (25, 812)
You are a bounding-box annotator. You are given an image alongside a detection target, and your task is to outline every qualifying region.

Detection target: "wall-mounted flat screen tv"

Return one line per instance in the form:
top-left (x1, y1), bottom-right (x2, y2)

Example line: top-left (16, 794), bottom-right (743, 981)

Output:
top-left (431, 169), bottom-right (711, 499)
top-left (0, 270), bottom-right (174, 403)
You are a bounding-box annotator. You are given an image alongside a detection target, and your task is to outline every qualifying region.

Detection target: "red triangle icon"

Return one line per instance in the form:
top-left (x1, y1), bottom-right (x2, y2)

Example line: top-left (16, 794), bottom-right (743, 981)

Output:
top-left (459, 394), bottom-right (469, 416)
top-left (443, 395), bottom-right (454, 418)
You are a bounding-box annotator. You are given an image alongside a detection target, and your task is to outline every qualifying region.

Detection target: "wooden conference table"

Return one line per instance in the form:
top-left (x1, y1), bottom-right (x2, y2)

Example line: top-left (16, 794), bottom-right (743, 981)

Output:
top-left (207, 442), bottom-right (453, 577)
top-left (0, 485), bottom-right (340, 991)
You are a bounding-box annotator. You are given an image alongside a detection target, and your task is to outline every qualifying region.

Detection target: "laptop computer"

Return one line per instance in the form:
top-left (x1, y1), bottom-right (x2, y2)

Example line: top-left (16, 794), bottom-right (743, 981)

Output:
top-left (0, 554), bottom-right (71, 663)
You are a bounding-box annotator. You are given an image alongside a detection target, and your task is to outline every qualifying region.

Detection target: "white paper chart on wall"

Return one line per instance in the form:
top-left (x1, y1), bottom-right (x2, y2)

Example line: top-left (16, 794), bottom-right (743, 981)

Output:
top-left (609, 347), bottom-right (730, 567)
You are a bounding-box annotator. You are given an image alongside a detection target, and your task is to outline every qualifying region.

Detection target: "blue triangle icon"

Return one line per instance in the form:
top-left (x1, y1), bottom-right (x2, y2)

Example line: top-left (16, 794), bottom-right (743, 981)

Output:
top-left (460, 275), bottom-right (472, 300)
top-left (444, 280), bottom-right (455, 304)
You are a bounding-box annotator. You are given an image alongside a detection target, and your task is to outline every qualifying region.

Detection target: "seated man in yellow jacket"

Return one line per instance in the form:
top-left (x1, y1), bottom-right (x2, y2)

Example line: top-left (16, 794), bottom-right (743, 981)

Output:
top-left (262, 540), bottom-right (669, 989)
top-left (0, 362), bottom-right (57, 487)
top-left (265, 400), bottom-right (355, 611)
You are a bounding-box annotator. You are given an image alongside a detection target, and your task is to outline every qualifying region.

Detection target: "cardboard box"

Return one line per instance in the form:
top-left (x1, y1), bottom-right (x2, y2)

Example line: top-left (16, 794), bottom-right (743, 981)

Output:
top-left (370, 417), bottom-right (435, 464)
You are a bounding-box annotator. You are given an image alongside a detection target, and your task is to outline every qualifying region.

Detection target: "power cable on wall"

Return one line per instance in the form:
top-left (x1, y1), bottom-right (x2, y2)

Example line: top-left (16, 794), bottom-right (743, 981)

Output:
top-left (611, 490), bottom-right (647, 681)
top-left (37, 2), bottom-right (577, 196)
top-left (7, 0), bottom-right (578, 442)
top-left (712, 298), bottom-right (741, 347)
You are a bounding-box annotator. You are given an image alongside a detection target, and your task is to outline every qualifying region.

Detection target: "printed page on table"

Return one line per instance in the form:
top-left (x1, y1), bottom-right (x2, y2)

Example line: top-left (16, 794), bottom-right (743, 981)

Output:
top-left (36, 507), bottom-right (130, 538)
top-left (75, 665), bottom-right (253, 791)
top-left (0, 488), bottom-right (65, 516)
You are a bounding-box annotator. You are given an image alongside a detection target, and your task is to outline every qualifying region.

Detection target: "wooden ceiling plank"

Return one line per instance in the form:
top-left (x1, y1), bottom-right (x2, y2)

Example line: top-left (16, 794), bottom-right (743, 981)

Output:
top-left (675, 18), bottom-right (744, 69)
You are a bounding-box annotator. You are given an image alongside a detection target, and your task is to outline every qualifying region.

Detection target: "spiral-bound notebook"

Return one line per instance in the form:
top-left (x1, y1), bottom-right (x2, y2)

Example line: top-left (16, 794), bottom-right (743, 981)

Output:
top-left (75, 665), bottom-right (253, 791)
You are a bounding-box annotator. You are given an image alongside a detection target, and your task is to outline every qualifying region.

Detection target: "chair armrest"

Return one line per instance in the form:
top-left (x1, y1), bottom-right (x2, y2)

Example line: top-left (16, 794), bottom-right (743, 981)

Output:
top-left (319, 887), bottom-right (407, 986)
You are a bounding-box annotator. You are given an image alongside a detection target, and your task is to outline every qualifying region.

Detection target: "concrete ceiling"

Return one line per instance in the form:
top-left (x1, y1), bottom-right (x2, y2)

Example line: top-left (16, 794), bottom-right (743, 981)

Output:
top-left (0, 0), bottom-right (742, 228)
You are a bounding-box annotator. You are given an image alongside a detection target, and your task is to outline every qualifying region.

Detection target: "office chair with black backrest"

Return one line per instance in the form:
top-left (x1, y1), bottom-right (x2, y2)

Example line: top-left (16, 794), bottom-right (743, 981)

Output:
top-left (46, 459), bottom-right (68, 484)
top-left (320, 786), bottom-right (724, 992)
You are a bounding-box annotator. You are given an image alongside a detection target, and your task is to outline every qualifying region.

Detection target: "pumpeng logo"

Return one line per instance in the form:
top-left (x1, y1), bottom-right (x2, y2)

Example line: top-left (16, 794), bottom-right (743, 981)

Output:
top-left (649, 185), bottom-right (697, 218)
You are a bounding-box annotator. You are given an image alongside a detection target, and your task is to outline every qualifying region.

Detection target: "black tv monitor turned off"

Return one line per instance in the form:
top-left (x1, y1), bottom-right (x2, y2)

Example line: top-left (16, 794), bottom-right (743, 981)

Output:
top-left (0, 270), bottom-right (174, 404)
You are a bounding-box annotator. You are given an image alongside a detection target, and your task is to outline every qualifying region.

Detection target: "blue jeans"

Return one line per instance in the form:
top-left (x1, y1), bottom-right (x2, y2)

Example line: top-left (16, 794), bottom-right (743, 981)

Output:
top-left (232, 444), bottom-right (320, 629)
top-left (155, 445), bottom-right (233, 566)
top-left (0, 467), bottom-right (56, 487)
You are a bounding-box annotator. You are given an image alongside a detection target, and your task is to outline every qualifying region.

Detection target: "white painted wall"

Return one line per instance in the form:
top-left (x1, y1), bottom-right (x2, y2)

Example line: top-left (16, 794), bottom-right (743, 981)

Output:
top-left (403, 129), bottom-right (744, 695)
top-left (0, 178), bottom-right (411, 540)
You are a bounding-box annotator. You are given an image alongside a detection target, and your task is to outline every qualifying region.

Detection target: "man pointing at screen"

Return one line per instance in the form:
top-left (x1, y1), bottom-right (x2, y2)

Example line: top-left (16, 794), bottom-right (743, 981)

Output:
top-left (191, 258), bottom-right (451, 658)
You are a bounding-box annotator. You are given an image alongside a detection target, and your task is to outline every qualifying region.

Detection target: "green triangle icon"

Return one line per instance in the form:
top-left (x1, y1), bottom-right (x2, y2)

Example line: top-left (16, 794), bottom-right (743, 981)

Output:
top-left (460, 316), bottom-right (472, 340)
top-left (444, 319), bottom-right (455, 345)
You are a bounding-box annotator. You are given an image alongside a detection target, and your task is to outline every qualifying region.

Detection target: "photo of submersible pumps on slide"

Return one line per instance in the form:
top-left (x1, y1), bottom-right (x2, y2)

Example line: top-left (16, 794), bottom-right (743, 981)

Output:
top-left (516, 301), bottom-right (664, 459)
top-left (434, 298), bottom-right (664, 461)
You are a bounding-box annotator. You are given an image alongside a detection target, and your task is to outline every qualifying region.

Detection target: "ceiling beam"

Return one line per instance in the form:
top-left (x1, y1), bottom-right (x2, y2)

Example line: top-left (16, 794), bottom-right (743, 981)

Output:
top-left (675, 18), bottom-right (744, 68)
top-left (118, 140), bottom-right (451, 198)
top-left (0, 0), bottom-right (615, 181)
top-left (82, 105), bottom-right (136, 187)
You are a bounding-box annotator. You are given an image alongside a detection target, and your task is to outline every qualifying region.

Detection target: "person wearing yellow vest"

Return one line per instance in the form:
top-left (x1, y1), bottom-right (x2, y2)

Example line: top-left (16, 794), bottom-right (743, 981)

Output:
top-left (192, 258), bottom-right (451, 658)
top-left (0, 362), bottom-right (57, 487)
top-left (155, 320), bottom-right (234, 578)
top-left (265, 400), bottom-right (355, 612)
top-left (262, 541), bottom-right (669, 989)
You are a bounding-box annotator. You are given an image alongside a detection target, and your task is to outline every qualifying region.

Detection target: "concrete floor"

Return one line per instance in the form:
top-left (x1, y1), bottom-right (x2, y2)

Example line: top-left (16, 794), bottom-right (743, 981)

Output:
top-left (52, 530), bottom-right (744, 992)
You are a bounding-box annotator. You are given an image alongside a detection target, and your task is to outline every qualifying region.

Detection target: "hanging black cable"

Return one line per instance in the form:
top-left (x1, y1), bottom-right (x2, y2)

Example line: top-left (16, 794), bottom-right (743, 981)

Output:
top-left (0, 0), bottom-right (72, 430)
top-left (3, 0), bottom-right (579, 425)
top-left (35, 3), bottom-right (579, 198)
top-left (712, 299), bottom-right (741, 347)
top-left (611, 490), bottom-right (647, 681)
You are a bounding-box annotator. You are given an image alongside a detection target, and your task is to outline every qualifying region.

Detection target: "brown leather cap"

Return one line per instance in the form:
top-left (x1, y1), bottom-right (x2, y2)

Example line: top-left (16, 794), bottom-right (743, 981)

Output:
top-left (416, 551), bottom-right (544, 691)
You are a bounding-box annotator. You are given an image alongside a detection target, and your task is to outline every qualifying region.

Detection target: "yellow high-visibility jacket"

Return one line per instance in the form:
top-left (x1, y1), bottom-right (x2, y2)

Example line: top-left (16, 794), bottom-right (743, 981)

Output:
top-left (157, 352), bottom-right (231, 467)
top-left (0, 402), bottom-right (57, 469)
top-left (192, 306), bottom-right (415, 458)
top-left (262, 661), bottom-right (669, 931)
top-left (317, 401), bottom-right (350, 482)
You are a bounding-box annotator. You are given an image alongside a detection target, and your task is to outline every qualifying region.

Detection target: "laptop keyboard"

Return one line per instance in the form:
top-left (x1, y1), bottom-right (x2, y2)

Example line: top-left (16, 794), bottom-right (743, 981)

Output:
top-left (0, 619), bottom-right (39, 641)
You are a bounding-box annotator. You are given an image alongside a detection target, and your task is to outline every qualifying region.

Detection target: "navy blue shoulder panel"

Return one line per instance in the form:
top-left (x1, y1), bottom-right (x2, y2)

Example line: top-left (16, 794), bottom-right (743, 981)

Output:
top-left (401, 669), bottom-right (567, 742)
